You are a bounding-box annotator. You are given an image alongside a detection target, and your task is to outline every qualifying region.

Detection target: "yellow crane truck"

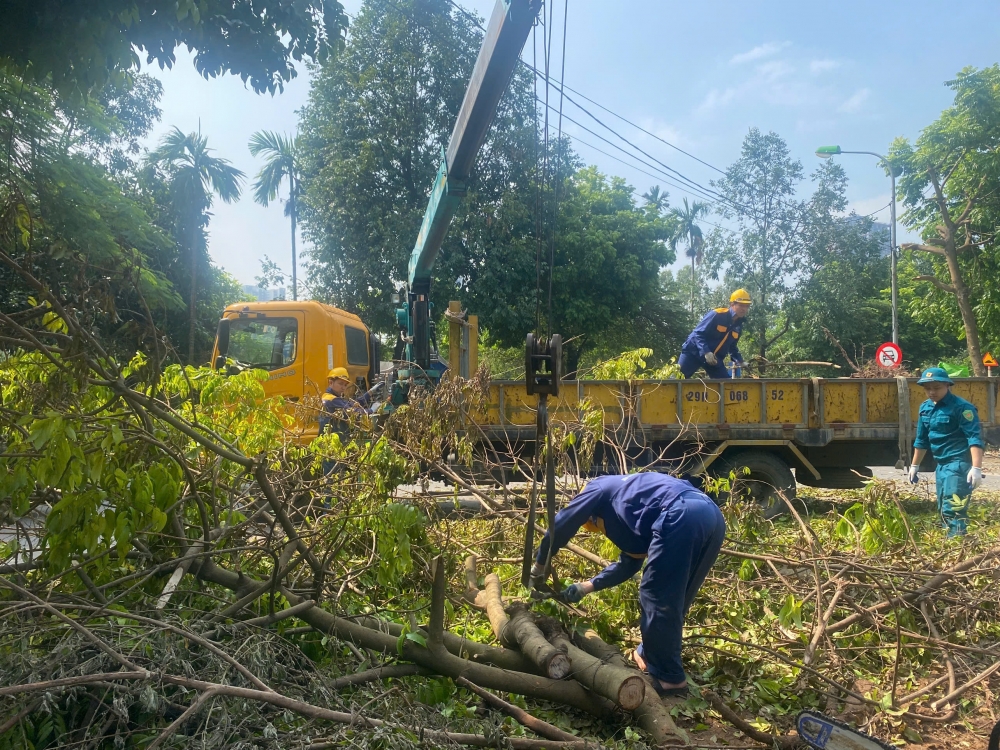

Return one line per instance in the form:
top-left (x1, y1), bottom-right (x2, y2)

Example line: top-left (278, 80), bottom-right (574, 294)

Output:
top-left (211, 300), bottom-right (999, 512)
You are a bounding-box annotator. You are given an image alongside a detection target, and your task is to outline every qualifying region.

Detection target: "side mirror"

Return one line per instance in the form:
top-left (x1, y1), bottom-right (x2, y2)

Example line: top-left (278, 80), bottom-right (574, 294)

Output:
top-left (391, 292), bottom-right (401, 305)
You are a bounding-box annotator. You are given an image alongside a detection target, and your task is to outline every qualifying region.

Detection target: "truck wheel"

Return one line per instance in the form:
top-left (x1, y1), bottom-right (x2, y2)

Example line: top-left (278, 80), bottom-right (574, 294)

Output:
top-left (713, 451), bottom-right (795, 519)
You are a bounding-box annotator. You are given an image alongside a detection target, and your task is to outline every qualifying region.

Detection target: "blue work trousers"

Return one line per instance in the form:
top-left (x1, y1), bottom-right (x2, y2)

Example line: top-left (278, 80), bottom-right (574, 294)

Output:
top-left (679, 351), bottom-right (731, 379)
top-left (935, 459), bottom-right (972, 537)
top-left (635, 494), bottom-right (726, 684)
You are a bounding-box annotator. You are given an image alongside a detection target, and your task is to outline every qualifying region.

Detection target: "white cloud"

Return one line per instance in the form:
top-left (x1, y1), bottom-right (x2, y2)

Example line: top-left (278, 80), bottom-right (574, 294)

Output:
top-left (636, 117), bottom-right (687, 148)
top-left (850, 194), bottom-right (892, 218)
top-left (696, 87), bottom-right (739, 114)
top-left (756, 59), bottom-right (794, 81)
top-left (809, 59), bottom-right (840, 74)
top-left (838, 88), bottom-right (870, 113)
top-left (729, 41), bottom-right (790, 65)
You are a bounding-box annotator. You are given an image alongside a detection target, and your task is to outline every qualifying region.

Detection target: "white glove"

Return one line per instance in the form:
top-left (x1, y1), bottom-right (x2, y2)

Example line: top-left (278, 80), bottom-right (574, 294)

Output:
top-left (704, 352), bottom-right (718, 366)
top-left (908, 465), bottom-right (920, 484)
top-left (967, 466), bottom-right (983, 490)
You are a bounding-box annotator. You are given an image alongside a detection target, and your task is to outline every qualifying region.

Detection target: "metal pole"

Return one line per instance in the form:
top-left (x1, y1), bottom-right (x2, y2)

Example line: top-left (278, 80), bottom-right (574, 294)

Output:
top-left (889, 168), bottom-right (898, 344)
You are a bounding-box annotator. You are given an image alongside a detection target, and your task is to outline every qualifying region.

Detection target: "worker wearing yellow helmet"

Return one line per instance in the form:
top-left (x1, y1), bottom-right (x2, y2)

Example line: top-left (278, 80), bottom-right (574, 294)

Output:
top-left (679, 289), bottom-right (751, 379)
top-left (318, 367), bottom-right (380, 438)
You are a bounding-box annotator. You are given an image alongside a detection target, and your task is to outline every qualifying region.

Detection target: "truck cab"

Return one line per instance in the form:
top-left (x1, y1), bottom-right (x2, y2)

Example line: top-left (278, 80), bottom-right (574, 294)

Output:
top-left (211, 301), bottom-right (379, 435)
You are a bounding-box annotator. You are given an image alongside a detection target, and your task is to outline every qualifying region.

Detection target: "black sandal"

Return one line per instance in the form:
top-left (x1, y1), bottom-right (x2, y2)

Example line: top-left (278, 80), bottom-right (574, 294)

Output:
top-left (652, 683), bottom-right (689, 698)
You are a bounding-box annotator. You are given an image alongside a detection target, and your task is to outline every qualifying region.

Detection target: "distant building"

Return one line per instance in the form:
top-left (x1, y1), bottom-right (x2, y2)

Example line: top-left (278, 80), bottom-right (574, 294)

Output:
top-left (242, 285), bottom-right (286, 301)
top-left (845, 215), bottom-right (892, 257)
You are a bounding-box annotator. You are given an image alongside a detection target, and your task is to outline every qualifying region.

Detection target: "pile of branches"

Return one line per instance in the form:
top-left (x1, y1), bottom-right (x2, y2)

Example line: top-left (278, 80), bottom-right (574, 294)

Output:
top-left (2, 255), bottom-right (1000, 749)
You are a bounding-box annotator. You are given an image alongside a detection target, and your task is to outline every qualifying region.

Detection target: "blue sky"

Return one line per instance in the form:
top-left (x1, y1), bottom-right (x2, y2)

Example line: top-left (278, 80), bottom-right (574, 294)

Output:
top-left (142, 0), bottom-right (1000, 287)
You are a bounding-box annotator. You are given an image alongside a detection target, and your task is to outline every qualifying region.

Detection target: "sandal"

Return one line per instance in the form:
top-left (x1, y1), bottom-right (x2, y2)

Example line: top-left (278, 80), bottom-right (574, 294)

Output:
top-left (652, 683), bottom-right (689, 698)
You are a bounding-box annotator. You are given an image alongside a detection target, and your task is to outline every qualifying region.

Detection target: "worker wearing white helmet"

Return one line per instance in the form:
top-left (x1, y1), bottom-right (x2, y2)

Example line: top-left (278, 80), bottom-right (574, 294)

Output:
top-left (679, 289), bottom-right (751, 379)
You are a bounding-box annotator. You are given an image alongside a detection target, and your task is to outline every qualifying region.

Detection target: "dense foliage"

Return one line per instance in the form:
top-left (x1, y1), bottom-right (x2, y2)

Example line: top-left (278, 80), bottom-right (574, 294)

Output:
top-left (1, 0), bottom-right (348, 97)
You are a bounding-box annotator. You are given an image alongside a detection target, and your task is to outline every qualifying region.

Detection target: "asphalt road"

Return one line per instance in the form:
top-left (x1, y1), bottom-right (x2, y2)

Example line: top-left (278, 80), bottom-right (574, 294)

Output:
top-left (868, 454), bottom-right (1000, 492)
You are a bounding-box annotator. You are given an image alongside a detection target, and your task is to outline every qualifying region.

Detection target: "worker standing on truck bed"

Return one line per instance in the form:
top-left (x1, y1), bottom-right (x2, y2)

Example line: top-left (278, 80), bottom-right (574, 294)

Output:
top-left (530, 473), bottom-right (726, 697)
top-left (679, 289), bottom-right (751, 379)
top-left (909, 367), bottom-right (984, 537)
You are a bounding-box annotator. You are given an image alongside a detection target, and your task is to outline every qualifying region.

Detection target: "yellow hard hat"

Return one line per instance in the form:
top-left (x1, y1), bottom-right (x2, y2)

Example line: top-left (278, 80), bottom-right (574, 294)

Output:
top-left (327, 367), bottom-right (350, 381)
top-left (730, 288), bottom-right (753, 305)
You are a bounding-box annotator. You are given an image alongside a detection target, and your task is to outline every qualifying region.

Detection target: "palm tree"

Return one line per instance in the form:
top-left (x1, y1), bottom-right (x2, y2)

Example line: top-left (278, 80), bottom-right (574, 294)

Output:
top-left (669, 198), bottom-right (709, 316)
top-left (249, 131), bottom-right (299, 301)
top-left (642, 185), bottom-right (669, 215)
top-left (150, 127), bottom-right (244, 363)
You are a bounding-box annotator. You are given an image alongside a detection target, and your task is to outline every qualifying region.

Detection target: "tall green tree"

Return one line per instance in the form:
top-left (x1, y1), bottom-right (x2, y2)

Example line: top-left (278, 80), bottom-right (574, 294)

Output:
top-left (708, 129), bottom-right (810, 368)
top-left (0, 70), bottom-right (184, 360)
top-left (890, 65), bottom-right (1000, 376)
top-left (1, 0), bottom-right (347, 97)
top-left (249, 131), bottom-right (300, 300)
top-left (642, 185), bottom-right (670, 215)
top-left (546, 167), bottom-right (678, 374)
top-left (298, 0), bottom-right (537, 334)
top-left (669, 198), bottom-right (710, 316)
top-left (149, 128), bottom-right (243, 363)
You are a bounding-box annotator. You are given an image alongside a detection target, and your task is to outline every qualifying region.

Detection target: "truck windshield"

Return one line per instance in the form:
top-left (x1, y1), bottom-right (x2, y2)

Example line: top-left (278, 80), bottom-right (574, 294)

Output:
top-left (226, 318), bottom-right (298, 370)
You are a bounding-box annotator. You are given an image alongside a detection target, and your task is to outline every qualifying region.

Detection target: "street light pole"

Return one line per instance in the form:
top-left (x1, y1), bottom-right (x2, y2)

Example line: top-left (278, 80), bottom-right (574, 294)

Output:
top-left (816, 145), bottom-right (899, 344)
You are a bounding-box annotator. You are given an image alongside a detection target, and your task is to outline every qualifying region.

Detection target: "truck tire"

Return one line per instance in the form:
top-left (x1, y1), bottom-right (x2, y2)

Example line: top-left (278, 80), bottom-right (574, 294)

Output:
top-left (712, 451), bottom-right (795, 519)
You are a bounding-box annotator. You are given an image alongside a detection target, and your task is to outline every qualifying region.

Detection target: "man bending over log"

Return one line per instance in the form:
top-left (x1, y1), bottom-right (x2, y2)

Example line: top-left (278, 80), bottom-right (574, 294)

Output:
top-left (530, 473), bottom-right (726, 697)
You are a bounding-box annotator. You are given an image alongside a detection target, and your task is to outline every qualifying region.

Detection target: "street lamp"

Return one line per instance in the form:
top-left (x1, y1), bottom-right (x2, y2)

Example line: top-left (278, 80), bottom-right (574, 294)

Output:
top-left (816, 145), bottom-right (899, 345)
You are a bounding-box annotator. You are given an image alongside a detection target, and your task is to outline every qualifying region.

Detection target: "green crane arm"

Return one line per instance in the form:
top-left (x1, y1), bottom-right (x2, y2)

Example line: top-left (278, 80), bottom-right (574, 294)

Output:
top-left (401, 0), bottom-right (541, 371)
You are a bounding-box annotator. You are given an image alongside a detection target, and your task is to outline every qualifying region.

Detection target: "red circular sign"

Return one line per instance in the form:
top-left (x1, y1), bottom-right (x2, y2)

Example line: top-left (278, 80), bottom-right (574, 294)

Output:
top-left (876, 342), bottom-right (903, 369)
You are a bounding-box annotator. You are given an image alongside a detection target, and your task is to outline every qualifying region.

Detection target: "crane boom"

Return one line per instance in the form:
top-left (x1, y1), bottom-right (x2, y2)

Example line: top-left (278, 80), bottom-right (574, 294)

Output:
top-left (398, 0), bottom-right (542, 374)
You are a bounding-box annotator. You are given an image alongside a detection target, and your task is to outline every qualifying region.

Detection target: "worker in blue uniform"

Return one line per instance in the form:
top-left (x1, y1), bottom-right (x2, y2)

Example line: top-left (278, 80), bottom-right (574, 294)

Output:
top-left (908, 367), bottom-right (984, 537)
top-left (530, 473), bottom-right (726, 697)
top-left (318, 367), bottom-right (380, 439)
top-left (318, 368), bottom-right (382, 478)
top-left (679, 289), bottom-right (751, 379)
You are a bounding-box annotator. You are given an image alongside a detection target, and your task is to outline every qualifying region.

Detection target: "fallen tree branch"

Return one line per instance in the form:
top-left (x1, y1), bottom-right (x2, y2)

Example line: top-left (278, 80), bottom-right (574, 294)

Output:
top-left (464, 558), bottom-right (571, 680)
top-left (0, 671), bottom-right (593, 750)
top-left (329, 663), bottom-right (429, 689)
top-left (571, 627), bottom-right (685, 747)
top-left (455, 676), bottom-right (579, 742)
top-left (703, 690), bottom-right (799, 749)
top-left (825, 546), bottom-right (1000, 636)
top-left (541, 622), bottom-right (645, 711)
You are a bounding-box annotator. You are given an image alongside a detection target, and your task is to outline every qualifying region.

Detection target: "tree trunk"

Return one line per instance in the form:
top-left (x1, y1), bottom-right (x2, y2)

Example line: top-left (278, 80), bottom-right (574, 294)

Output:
top-left (571, 628), bottom-right (686, 747)
top-left (943, 244), bottom-right (985, 376)
top-left (188, 220), bottom-right (199, 365)
top-left (536, 619), bottom-right (646, 711)
top-left (466, 567), bottom-right (571, 681)
top-left (690, 254), bottom-right (695, 317)
top-left (290, 178), bottom-right (297, 302)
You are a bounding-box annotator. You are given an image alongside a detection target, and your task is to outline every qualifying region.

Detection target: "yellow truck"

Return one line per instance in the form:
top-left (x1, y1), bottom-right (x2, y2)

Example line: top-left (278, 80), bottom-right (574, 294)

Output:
top-left (211, 302), bottom-right (999, 509)
top-left (211, 300), bottom-right (380, 413)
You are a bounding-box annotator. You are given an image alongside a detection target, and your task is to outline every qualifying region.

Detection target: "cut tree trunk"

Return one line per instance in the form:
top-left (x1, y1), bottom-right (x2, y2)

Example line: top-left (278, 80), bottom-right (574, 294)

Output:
top-left (537, 619), bottom-right (645, 711)
top-left (572, 628), bottom-right (686, 747)
top-left (464, 559), bottom-right (571, 681)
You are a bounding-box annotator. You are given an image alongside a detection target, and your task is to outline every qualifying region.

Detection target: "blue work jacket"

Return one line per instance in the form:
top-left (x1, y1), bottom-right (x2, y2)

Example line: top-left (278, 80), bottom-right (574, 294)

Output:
top-left (318, 386), bottom-right (373, 436)
top-left (535, 474), bottom-right (711, 591)
top-left (913, 391), bottom-right (984, 464)
top-left (682, 307), bottom-right (744, 362)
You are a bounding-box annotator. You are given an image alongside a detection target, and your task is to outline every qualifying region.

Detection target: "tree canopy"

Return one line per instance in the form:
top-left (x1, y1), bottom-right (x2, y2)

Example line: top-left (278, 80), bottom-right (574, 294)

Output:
top-left (299, 0), bottom-right (683, 372)
top-left (891, 65), bottom-right (1000, 375)
top-left (1, 0), bottom-right (348, 97)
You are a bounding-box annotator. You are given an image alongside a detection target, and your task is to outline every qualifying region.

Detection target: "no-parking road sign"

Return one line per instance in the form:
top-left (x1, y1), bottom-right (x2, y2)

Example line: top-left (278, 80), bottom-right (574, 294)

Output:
top-left (876, 342), bottom-right (903, 369)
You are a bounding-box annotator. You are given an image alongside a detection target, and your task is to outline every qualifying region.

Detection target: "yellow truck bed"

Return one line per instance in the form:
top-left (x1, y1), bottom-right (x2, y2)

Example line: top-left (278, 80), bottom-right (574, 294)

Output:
top-left (481, 377), bottom-right (999, 489)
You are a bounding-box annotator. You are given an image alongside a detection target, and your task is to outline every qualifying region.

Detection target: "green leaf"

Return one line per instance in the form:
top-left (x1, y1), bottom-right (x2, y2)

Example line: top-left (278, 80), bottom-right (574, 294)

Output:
top-left (404, 632), bottom-right (427, 648)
